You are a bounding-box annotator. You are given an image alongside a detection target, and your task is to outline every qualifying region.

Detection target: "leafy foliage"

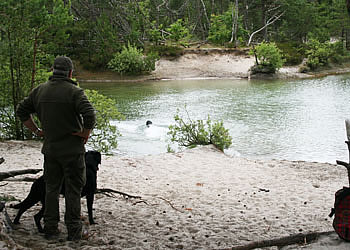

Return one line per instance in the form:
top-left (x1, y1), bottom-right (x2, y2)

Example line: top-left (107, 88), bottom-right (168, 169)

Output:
top-left (0, 68), bottom-right (50, 140)
top-left (84, 90), bottom-right (124, 154)
top-left (0, 0), bottom-right (72, 139)
top-left (305, 39), bottom-right (332, 70)
top-left (304, 39), bottom-right (350, 70)
top-left (329, 41), bottom-right (350, 64)
top-left (208, 6), bottom-right (247, 45)
top-left (108, 44), bottom-right (159, 75)
top-left (250, 42), bottom-right (284, 73)
top-left (166, 19), bottom-right (191, 42)
top-left (168, 110), bottom-right (232, 152)
top-left (208, 13), bottom-right (232, 45)
top-left (277, 42), bottom-right (304, 66)
top-left (147, 21), bottom-right (164, 45)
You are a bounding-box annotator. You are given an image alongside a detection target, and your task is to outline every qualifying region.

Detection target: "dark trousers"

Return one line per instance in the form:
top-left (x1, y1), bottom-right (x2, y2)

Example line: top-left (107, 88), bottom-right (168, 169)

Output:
top-left (43, 154), bottom-right (86, 236)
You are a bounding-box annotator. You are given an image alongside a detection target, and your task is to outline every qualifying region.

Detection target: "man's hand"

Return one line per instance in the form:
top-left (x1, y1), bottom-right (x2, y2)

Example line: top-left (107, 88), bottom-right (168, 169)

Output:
top-left (23, 117), bottom-right (44, 137)
top-left (34, 128), bottom-right (44, 137)
top-left (72, 128), bottom-right (92, 144)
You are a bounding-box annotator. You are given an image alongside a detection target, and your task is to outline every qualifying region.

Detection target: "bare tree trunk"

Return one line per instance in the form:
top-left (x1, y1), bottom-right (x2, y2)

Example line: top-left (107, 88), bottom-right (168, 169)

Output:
top-left (199, 0), bottom-right (210, 28)
top-left (234, 0), bottom-right (238, 46)
top-left (31, 34), bottom-right (38, 90)
top-left (243, 0), bottom-right (249, 31)
top-left (7, 30), bottom-right (21, 139)
top-left (346, 29), bottom-right (350, 50)
top-left (247, 11), bottom-right (284, 46)
top-left (230, 0), bottom-right (239, 45)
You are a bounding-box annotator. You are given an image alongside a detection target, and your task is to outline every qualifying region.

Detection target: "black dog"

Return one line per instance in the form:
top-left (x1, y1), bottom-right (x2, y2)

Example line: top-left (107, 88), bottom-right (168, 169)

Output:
top-left (11, 150), bottom-right (101, 232)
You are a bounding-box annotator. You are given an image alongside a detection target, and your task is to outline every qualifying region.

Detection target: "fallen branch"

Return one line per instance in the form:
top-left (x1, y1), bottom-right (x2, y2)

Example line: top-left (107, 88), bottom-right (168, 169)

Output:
top-left (5, 177), bottom-right (38, 182)
top-left (96, 188), bottom-right (141, 199)
top-left (0, 169), bottom-right (42, 181)
top-left (157, 197), bottom-right (184, 213)
top-left (229, 231), bottom-right (334, 250)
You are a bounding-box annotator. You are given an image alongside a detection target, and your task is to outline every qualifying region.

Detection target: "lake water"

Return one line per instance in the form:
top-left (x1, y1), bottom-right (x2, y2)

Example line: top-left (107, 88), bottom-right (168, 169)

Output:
top-left (80, 74), bottom-right (350, 163)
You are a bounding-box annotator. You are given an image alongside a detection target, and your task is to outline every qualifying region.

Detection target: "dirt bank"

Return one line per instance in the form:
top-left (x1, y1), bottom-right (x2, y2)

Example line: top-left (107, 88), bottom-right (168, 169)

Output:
top-left (75, 48), bottom-right (350, 82)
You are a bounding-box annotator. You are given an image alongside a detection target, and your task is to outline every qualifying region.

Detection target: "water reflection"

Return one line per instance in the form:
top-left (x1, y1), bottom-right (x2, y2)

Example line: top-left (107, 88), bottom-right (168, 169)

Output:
top-left (81, 74), bottom-right (350, 163)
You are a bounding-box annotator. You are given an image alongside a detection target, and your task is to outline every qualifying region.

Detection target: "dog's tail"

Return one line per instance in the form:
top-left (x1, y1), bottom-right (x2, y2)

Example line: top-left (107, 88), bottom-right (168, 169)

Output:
top-left (10, 197), bottom-right (40, 210)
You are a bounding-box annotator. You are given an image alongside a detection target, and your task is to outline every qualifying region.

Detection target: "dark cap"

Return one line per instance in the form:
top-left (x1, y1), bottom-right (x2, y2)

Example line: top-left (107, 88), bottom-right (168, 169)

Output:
top-left (53, 56), bottom-right (73, 72)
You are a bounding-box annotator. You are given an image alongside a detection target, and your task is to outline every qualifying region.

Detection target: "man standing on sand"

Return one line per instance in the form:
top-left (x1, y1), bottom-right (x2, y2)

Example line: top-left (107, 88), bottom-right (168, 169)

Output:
top-left (16, 56), bottom-right (96, 241)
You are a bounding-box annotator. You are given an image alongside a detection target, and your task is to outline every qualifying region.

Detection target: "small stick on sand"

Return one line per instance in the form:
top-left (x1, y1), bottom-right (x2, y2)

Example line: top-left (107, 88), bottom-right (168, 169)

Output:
top-left (157, 197), bottom-right (184, 213)
top-left (96, 188), bottom-right (141, 199)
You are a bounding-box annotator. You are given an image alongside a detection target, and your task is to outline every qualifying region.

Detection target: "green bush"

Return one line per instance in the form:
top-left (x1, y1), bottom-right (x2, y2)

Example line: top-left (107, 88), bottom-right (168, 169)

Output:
top-left (208, 6), bottom-right (247, 45)
top-left (0, 63), bottom-right (51, 140)
top-left (277, 42), bottom-right (304, 66)
top-left (166, 19), bottom-right (191, 42)
top-left (85, 89), bottom-right (124, 154)
top-left (329, 41), bottom-right (350, 64)
top-left (147, 21), bottom-right (163, 45)
top-left (250, 42), bottom-right (284, 73)
top-left (305, 39), bottom-right (331, 70)
top-left (208, 14), bottom-right (232, 45)
top-left (108, 44), bottom-right (159, 75)
top-left (167, 110), bottom-right (232, 152)
top-left (303, 40), bottom-right (350, 70)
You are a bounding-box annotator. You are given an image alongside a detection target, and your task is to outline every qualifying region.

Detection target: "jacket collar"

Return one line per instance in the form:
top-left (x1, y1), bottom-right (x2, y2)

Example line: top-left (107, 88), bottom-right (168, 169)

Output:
top-left (49, 74), bottom-right (77, 85)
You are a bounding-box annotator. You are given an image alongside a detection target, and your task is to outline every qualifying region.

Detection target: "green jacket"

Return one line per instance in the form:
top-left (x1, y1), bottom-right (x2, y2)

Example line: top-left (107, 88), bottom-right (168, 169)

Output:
top-left (17, 75), bottom-right (96, 157)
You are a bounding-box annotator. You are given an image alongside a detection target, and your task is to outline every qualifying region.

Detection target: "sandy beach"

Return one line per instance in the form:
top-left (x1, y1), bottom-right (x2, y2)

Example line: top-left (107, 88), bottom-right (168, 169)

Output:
top-left (152, 50), bottom-right (256, 80)
top-left (2, 51), bottom-right (350, 249)
top-left (1, 140), bottom-right (350, 249)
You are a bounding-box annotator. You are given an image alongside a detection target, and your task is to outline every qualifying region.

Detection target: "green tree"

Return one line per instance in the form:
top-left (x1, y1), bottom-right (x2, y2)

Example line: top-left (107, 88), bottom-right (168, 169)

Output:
top-left (304, 39), bottom-right (333, 70)
top-left (84, 90), bottom-right (124, 154)
top-left (208, 4), bottom-right (247, 45)
top-left (165, 19), bottom-right (191, 43)
top-left (0, 0), bottom-right (71, 139)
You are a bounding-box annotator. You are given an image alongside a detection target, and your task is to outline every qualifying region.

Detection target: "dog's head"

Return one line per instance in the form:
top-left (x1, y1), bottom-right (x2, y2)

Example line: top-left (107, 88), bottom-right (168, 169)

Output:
top-left (85, 150), bottom-right (101, 173)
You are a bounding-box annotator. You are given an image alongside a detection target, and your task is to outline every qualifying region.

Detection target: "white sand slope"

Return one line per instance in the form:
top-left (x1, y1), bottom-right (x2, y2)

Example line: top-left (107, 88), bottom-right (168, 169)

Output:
top-left (152, 52), bottom-right (255, 80)
top-left (0, 140), bottom-right (350, 249)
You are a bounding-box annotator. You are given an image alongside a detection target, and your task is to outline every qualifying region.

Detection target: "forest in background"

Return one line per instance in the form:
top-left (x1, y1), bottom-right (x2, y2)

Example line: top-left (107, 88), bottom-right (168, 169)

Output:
top-left (2, 0), bottom-right (350, 140)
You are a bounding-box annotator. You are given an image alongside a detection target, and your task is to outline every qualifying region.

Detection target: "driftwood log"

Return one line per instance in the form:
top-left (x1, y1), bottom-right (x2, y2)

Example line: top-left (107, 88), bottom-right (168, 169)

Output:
top-left (0, 157), bottom-right (42, 181)
top-left (0, 169), bottom-right (42, 181)
top-left (229, 231), bottom-right (334, 250)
